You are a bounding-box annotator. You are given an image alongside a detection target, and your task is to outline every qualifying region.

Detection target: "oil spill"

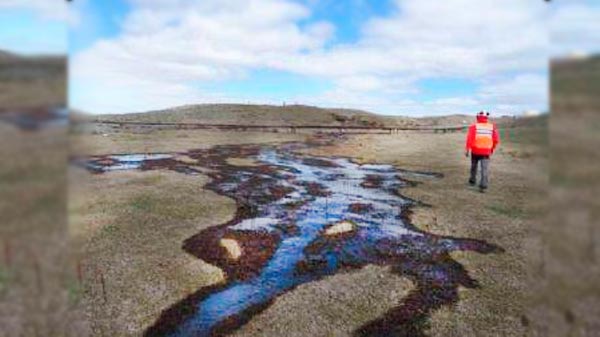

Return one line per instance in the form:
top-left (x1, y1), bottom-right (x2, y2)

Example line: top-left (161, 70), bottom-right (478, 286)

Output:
top-left (81, 153), bottom-right (173, 172)
top-left (80, 140), bottom-right (503, 337)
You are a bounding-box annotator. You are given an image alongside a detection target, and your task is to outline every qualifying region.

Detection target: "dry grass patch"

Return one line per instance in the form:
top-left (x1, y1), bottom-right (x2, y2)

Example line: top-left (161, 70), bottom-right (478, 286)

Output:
top-left (226, 157), bottom-right (262, 167)
top-left (69, 168), bottom-right (236, 335)
top-left (231, 265), bottom-right (414, 337)
top-left (70, 129), bottom-right (306, 157)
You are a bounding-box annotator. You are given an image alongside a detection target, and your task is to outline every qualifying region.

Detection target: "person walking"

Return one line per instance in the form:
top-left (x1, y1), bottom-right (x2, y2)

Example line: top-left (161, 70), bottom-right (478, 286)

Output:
top-left (465, 111), bottom-right (500, 193)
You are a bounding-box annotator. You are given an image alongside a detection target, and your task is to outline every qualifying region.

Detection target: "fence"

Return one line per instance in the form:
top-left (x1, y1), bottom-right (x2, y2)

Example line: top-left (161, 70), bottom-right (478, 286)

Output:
top-left (80, 120), bottom-right (481, 134)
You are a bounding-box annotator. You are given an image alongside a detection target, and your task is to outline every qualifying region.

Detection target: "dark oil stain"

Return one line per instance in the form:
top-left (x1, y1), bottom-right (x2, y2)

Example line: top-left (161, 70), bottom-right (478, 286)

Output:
top-left (78, 138), bottom-right (503, 337)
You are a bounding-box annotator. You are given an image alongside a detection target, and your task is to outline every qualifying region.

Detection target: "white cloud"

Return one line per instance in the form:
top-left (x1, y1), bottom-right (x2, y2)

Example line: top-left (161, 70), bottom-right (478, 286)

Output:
top-left (0, 0), bottom-right (75, 23)
top-left (276, 0), bottom-right (548, 76)
top-left (478, 74), bottom-right (548, 108)
top-left (71, 0), bottom-right (555, 115)
top-left (71, 0), bottom-right (330, 113)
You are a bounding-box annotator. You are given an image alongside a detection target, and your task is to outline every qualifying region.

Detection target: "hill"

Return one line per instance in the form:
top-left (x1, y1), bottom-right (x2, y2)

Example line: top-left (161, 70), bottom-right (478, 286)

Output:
top-left (93, 104), bottom-right (422, 128)
top-left (92, 104), bottom-right (524, 128)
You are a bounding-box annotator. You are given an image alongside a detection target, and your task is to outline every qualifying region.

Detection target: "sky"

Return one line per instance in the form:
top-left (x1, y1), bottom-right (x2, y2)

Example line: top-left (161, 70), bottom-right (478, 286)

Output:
top-left (0, 0), bottom-right (69, 55)
top-left (1, 0), bottom-right (599, 116)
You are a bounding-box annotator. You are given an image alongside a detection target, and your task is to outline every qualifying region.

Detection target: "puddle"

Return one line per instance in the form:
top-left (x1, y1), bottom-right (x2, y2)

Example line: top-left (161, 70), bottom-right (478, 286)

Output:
top-left (79, 142), bottom-right (503, 337)
top-left (83, 153), bottom-right (173, 172)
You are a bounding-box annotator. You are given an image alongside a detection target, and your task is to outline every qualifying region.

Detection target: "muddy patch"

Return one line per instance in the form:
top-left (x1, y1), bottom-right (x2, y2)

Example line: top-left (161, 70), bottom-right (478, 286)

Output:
top-left (78, 141), bottom-right (503, 337)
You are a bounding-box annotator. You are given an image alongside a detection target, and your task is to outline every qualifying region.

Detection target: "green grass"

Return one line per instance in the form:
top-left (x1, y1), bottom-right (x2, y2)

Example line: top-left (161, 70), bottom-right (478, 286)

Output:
top-left (130, 194), bottom-right (155, 212)
top-left (128, 190), bottom-right (212, 221)
top-left (99, 223), bottom-right (120, 237)
top-left (486, 204), bottom-right (527, 219)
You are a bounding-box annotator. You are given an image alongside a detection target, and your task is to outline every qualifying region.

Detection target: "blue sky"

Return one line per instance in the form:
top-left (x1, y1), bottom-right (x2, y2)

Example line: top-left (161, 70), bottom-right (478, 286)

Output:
top-left (0, 7), bottom-right (66, 55)
top-left (72, 0), bottom-right (396, 51)
top-left (69, 0), bottom-right (130, 53)
top-left (298, 0), bottom-right (397, 45)
top-left (2, 1), bottom-right (599, 115)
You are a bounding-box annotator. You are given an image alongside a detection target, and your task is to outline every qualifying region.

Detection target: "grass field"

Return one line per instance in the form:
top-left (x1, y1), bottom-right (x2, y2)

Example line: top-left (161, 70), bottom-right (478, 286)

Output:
top-left (68, 117), bottom-right (547, 336)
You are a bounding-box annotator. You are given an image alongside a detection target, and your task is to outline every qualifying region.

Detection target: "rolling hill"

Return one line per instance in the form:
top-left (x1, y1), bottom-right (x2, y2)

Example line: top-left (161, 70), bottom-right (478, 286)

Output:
top-left (90, 103), bottom-right (521, 128)
top-left (92, 104), bottom-right (417, 127)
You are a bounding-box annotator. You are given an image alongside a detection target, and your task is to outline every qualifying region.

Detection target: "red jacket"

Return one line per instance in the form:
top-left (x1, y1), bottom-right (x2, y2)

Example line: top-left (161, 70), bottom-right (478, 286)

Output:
top-left (465, 116), bottom-right (500, 156)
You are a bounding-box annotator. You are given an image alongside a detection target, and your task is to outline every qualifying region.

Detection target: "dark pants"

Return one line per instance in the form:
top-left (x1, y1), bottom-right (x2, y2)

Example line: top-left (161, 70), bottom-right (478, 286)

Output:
top-left (470, 154), bottom-right (490, 188)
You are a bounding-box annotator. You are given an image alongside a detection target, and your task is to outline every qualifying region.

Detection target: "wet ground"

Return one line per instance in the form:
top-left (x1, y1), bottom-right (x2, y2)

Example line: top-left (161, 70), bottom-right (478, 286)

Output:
top-left (78, 140), bottom-right (503, 337)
